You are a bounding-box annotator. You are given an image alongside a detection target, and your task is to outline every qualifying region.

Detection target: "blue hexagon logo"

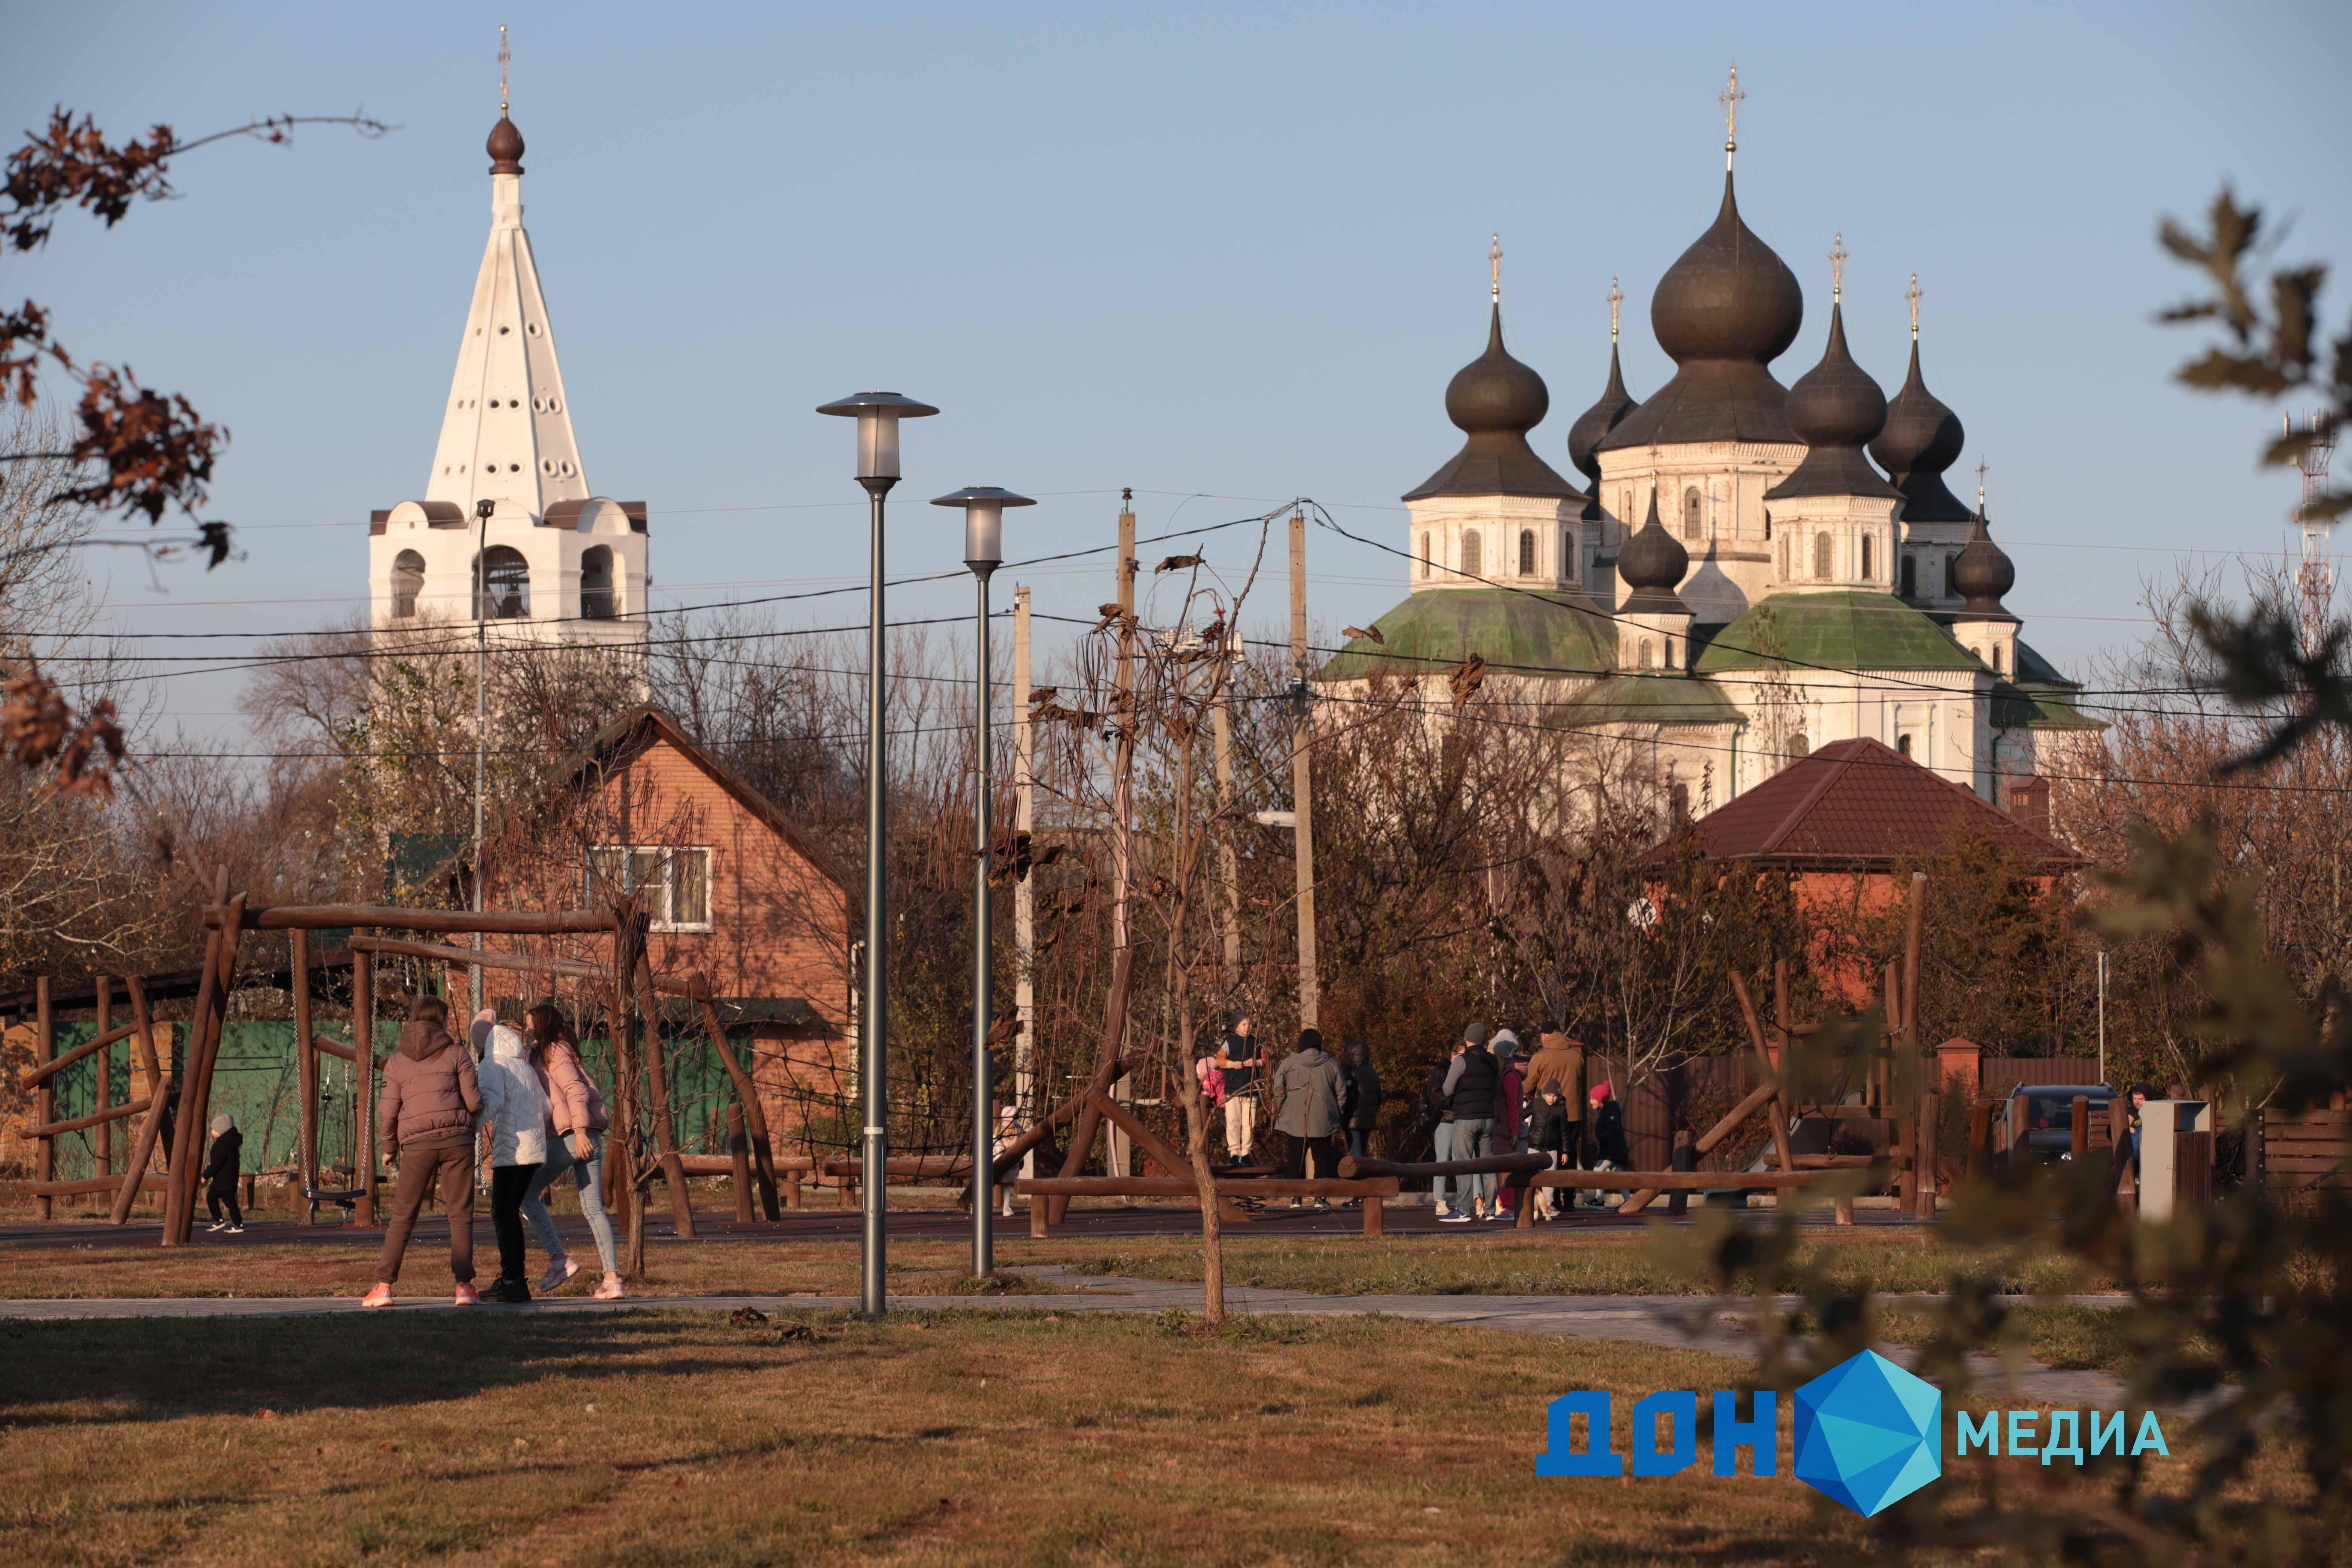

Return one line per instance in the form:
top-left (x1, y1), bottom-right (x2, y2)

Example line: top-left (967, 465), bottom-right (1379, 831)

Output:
top-left (1792, 1350), bottom-right (1942, 1517)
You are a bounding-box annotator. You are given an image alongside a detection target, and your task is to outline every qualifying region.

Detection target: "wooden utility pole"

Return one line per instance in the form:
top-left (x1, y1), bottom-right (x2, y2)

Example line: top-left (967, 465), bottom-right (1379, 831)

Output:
top-left (1288, 510), bottom-right (1320, 1030)
top-left (354, 934), bottom-right (377, 1226)
top-left (1012, 583), bottom-right (1037, 1183)
top-left (1211, 658), bottom-right (1242, 985)
top-left (1107, 495), bottom-right (1137, 1177)
top-left (294, 929), bottom-right (317, 1225)
top-left (1903, 871), bottom-right (1932, 1220)
top-left (32, 977), bottom-right (51, 1220)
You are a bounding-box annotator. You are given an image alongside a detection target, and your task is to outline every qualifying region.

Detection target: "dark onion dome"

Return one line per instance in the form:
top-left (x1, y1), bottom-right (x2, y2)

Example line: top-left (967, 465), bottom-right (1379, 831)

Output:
top-left (488, 112), bottom-right (525, 175)
top-left (1765, 302), bottom-right (1901, 502)
top-left (1566, 343), bottom-right (1636, 521)
top-left (1403, 305), bottom-right (1587, 502)
top-left (1869, 339), bottom-right (1970, 522)
top-left (1616, 487), bottom-right (1692, 616)
top-left (1950, 507), bottom-right (2017, 620)
top-left (1599, 175), bottom-right (1804, 452)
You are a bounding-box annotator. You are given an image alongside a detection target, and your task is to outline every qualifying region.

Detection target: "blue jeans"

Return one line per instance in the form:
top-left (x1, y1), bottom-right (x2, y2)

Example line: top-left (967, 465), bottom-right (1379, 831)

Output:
top-left (520, 1129), bottom-right (619, 1275)
top-left (1345, 1127), bottom-right (1371, 1163)
top-left (1452, 1118), bottom-right (1496, 1208)
top-left (1431, 1121), bottom-right (1456, 1206)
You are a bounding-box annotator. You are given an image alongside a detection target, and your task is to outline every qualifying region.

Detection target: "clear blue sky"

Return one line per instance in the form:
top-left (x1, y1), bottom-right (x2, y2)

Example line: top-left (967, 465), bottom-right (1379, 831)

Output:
top-left (9, 1), bottom-right (2351, 742)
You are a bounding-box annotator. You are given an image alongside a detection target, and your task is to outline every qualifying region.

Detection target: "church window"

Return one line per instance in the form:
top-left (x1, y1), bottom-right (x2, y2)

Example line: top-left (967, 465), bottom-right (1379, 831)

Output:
top-left (1683, 487), bottom-right (1703, 539)
top-left (1561, 528), bottom-right (1575, 583)
top-left (1813, 532), bottom-right (1832, 579)
top-left (390, 550), bottom-right (425, 620)
top-left (1669, 777), bottom-right (1690, 824)
top-left (1992, 645), bottom-right (2005, 675)
top-left (1421, 533), bottom-right (1431, 578)
top-left (1518, 530), bottom-right (1536, 576)
top-left (1620, 488), bottom-right (1632, 520)
top-left (1779, 536), bottom-right (1790, 579)
top-left (1900, 553), bottom-right (1916, 599)
top-left (1860, 535), bottom-right (1874, 580)
top-left (541, 458), bottom-right (557, 476)
top-left (581, 545), bottom-right (617, 620)
top-left (1946, 550), bottom-right (1962, 595)
top-left (1638, 638), bottom-right (1654, 670)
top-left (1461, 530), bottom-right (1481, 577)
top-left (474, 545), bottom-right (531, 620)
top-left (1663, 637), bottom-right (1677, 670)
top-left (1788, 731), bottom-right (1810, 761)
top-left (1898, 733), bottom-right (1914, 759)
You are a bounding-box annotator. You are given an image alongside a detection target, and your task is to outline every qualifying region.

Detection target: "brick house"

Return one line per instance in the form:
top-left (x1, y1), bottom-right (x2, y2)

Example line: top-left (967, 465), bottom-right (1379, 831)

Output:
top-left (478, 704), bottom-right (853, 1151)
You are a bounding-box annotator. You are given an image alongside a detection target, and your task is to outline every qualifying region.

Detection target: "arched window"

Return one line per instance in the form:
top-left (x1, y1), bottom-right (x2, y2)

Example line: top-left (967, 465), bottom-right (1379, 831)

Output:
top-left (1992, 644), bottom-right (2005, 675)
top-left (1814, 532), bottom-right (1833, 579)
top-left (1518, 529), bottom-right (1536, 576)
top-left (1461, 530), bottom-right (1481, 578)
top-left (1778, 536), bottom-right (1790, 579)
top-left (1638, 638), bottom-right (1654, 670)
top-left (1561, 528), bottom-right (1576, 583)
top-left (1620, 488), bottom-right (1632, 521)
top-left (1897, 733), bottom-right (1914, 759)
top-left (1788, 731), bottom-right (1810, 761)
top-left (1860, 534), bottom-right (1874, 581)
top-left (390, 550), bottom-right (425, 620)
top-left (473, 545), bottom-right (531, 620)
top-left (1900, 553), bottom-right (1917, 599)
top-left (1421, 532), bottom-right (1431, 578)
top-left (1683, 487), bottom-right (1703, 539)
top-left (1662, 636), bottom-right (1676, 671)
top-left (1669, 778), bottom-right (1691, 823)
top-left (580, 544), bottom-right (616, 620)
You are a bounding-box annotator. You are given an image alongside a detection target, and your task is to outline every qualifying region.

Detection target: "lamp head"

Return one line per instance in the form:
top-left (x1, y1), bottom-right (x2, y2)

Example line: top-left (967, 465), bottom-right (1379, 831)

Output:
top-left (475, 498), bottom-right (496, 522)
top-left (930, 486), bottom-right (1035, 574)
top-left (815, 390), bottom-right (940, 481)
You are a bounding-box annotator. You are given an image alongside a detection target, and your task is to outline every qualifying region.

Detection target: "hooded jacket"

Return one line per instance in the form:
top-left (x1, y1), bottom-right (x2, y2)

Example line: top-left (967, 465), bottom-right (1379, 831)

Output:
top-left (472, 1019), bottom-right (551, 1167)
top-left (537, 1035), bottom-right (612, 1139)
top-left (378, 1018), bottom-right (483, 1153)
top-left (1521, 1034), bottom-right (1585, 1124)
top-left (1269, 1044), bottom-right (1344, 1138)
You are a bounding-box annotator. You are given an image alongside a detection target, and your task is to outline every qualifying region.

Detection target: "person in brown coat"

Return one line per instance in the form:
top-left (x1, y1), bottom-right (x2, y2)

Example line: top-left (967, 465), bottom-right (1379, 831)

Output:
top-left (360, 996), bottom-right (484, 1307)
top-left (1521, 1028), bottom-right (1584, 1141)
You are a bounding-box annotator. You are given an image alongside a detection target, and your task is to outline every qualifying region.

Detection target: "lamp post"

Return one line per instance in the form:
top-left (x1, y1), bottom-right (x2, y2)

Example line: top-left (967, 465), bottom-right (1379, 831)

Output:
top-left (931, 486), bottom-right (1035, 1277)
top-left (816, 390), bottom-right (939, 1318)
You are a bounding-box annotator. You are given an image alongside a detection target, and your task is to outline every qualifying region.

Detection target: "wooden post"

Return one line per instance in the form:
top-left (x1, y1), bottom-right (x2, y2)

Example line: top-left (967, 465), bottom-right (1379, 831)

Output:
top-left (1902, 872), bottom-right (1927, 1216)
top-left (2070, 1094), bottom-right (2090, 1162)
top-left (613, 906), bottom-right (646, 1277)
top-left (1361, 1190), bottom-right (1384, 1235)
top-left (1966, 1100), bottom-right (1993, 1185)
top-left (181, 893), bottom-right (247, 1243)
top-left (729, 1103), bottom-right (753, 1223)
top-left (1916, 1089), bottom-right (1940, 1220)
top-left (94, 978), bottom-right (113, 1181)
top-left (293, 929), bottom-right (317, 1226)
top-left (353, 936), bottom-right (377, 1227)
top-left (1878, 962), bottom-right (1898, 1116)
top-left (1288, 508), bottom-right (1320, 1031)
top-left (695, 997), bottom-right (778, 1220)
top-left (32, 977), bottom-right (53, 1220)
top-left (1046, 948), bottom-right (1135, 1224)
top-left (1211, 632), bottom-right (1243, 986)
top-left (634, 959), bottom-right (696, 1239)
top-left (164, 896), bottom-right (231, 1245)
top-left (109, 979), bottom-right (168, 1225)
top-left (1011, 583), bottom-right (1037, 1181)
top-left (1105, 496), bottom-right (1138, 1180)
top-left (1729, 975), bottom-right (1797, 1178)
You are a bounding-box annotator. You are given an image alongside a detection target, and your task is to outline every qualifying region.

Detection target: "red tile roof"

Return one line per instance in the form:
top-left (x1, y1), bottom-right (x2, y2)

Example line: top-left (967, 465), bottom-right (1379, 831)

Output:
top-left (1642, 737), bottom-right (2075, 871)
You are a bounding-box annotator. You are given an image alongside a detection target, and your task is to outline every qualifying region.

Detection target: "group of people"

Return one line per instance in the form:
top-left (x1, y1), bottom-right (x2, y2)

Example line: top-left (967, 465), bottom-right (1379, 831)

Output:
top-left (1195, 1014), bottom-right (1381, 1205)
top-left (361, 996), bottom-right (625, 1306)
top-left (1420, 1021), bottom-right (1629, 1222)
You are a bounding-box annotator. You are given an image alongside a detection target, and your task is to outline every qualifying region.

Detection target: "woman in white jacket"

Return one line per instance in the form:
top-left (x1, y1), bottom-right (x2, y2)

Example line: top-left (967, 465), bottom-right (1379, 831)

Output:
top-left (470, 1011), bottom-right (550, 1303)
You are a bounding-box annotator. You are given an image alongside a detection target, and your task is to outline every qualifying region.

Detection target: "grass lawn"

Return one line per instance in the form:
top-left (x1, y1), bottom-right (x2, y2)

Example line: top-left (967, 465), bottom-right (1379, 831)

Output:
top-left (0, 1304), bottom-right (2145, 1567)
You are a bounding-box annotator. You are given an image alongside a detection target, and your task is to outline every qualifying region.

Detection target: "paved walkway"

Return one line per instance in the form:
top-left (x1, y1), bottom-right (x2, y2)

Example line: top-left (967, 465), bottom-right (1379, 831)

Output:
top-left (0, 1264), bottom-right (2141, 1409)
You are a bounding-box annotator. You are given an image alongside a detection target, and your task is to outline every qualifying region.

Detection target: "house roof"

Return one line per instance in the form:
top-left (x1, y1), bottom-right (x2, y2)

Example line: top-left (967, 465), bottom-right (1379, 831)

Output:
top-left (1638, 735), bottom-right (2076, 872)
top-left (555, 704), bottom-right (851, 893)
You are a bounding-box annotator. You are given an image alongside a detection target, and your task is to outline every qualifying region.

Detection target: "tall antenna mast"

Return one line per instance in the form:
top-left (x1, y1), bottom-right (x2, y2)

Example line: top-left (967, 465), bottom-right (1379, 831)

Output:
top-left (2293, 410), bottom-right (2341, 657)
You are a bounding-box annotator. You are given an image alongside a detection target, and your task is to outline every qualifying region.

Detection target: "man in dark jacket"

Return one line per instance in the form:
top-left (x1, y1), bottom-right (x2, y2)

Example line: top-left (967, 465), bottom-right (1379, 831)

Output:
top-left (1439, 1023), bottom-right (1500, 1222)
top-left (1338, 1039), bottom-right (1381, 1165)
top-left (363, 997), bottom-right (486, 1308)
top-left (202, 1113), bottom-right (244, 1234)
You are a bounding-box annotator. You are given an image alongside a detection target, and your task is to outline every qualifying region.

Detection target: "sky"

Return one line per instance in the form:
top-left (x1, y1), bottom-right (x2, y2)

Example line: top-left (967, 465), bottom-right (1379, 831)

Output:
top-left (9, 0), bottom-right (2352, 749)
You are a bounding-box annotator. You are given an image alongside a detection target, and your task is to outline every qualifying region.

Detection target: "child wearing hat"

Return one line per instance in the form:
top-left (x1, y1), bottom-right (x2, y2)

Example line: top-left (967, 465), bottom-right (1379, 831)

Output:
top-left (202, 1113), bottom-right (245, 1234)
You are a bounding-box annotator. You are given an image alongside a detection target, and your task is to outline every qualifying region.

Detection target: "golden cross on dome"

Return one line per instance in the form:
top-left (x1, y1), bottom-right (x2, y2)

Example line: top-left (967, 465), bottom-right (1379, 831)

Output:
top-left (498, 23), bottom-right (511, 114)
top-left (1720, 65), bottom-right (1746, 168)
top-left (1608, 276), bottom-right (1624, 344)
top-left (1906, 273), bottom-right (1923, 339)
top-left (1489, 234), bottom-right (1502, 303)
top-left (1976, 458), bottom-right (1990, 511)
top-left (1829, 233), bottom-right (1848, 302)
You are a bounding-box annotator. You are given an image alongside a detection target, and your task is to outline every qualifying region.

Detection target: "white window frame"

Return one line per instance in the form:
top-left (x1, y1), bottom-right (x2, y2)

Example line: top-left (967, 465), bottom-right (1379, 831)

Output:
top-left (586, 845), bottom-right (713, 933)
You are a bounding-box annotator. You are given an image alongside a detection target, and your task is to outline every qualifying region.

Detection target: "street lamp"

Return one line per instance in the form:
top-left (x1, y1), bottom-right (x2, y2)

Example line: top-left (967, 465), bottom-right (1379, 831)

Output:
top-left (816, 390), bottom-right (938, 1317)
top-left (931, 485), bottom-right (1035, 1278)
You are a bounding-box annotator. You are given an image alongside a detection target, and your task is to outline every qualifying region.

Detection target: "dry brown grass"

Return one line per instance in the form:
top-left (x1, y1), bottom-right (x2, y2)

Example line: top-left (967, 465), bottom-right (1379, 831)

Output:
top-left (0, 1306), bottom-right (1873, 1566)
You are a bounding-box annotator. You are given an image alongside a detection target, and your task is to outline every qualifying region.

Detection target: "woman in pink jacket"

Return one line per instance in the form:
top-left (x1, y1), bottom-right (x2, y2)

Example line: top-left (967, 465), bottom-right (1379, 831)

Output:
top-left (517, 1001), bottom-right (623, 1299)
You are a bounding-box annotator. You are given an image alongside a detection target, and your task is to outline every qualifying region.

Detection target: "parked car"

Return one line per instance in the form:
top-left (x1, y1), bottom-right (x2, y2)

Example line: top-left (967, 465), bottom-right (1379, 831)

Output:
top-left (2003, 1083), bottom-right (2115, 1165)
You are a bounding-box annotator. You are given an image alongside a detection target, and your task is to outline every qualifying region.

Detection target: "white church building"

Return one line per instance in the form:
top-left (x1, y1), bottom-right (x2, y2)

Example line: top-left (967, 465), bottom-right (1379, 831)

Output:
top-left (367, 105), bottom-right (647, 645)
top-left (1320, 98), bottom-right (2098, 820)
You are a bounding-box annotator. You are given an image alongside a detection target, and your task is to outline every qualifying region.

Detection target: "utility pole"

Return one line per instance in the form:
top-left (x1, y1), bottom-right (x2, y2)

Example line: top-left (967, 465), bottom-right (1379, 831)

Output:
top-left (1289, 509), bottom-right (1320, 1030)
top-left (471, 496), bottom-right (493, 1017)
top-left (1012, 584), bottom-right (1037, 1182)
top-left (1107, 493), bottom-right (1138, 1175)
top-left (1211, 658), bottom-right (1242, 986)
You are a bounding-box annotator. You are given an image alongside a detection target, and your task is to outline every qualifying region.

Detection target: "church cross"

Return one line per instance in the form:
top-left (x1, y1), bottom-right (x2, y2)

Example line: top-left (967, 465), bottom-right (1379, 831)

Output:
top-left (498, 23), bottom-right (511, 113)
top-left (1829, 233), bottom-right (1847, 301)
top-left (1906, 273), bottom-right (1923, 340)
top-left (1489, 234), bottom-right (1502, 303)
top-left (1975, 459), bottom-right (1989, 510)
top-left (1607, 276), bottom-right (1623, 344)
top-left (1720, 65), bottom-right (1746, 168)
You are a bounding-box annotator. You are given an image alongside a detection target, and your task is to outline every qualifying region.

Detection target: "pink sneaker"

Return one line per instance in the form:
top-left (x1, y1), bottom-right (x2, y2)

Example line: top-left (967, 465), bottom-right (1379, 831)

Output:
top-left (453, 1282), bottom-right (481, 1306)
top-left (592, 1274), bottom-right (625, 1301)
top-left (360, 1283), bottom-right (395, 1309)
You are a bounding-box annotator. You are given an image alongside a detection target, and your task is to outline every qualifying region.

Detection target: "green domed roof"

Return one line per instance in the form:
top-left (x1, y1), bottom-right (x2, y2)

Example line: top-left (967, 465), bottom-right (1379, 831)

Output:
top-left (1694, 591), bottom-right (1982, 674)
top-left (1554, 673), bottom-right (1745, 727)
top-left (1317, 588), bottom-right (1615, 681)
